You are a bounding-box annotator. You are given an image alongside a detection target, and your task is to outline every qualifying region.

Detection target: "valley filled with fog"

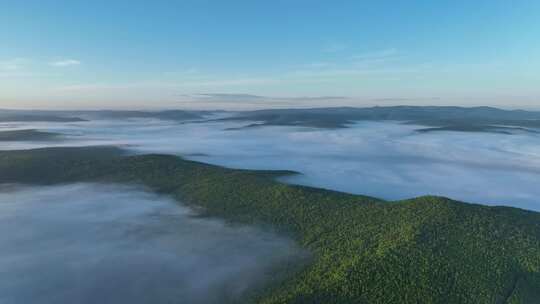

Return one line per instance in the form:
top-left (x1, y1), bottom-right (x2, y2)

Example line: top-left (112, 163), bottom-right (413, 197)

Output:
top-left (1, 114), bottom-right (539, 211)
top-left (0, 183), bottom-right (302, 304)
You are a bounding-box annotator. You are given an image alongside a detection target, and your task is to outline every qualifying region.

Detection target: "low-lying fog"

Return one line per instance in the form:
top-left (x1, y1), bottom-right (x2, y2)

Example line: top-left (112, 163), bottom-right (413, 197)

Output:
top-left (0, 184), bottom-right (302, 304)
top-left (1, 117), bottom-right (540, 211)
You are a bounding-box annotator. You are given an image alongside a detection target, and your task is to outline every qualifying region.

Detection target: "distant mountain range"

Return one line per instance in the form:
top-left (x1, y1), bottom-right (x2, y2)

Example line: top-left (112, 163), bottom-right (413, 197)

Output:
top-left (3, 106), bottom-right (540, 134)
top-left (216, 106), bottom-right (540, 131)
top-left (0, 109), bottom-right (210, 123)
top-left (0, 129), bottom-right (61, 141)
top-left (0, 113), bottom-right (86, 123)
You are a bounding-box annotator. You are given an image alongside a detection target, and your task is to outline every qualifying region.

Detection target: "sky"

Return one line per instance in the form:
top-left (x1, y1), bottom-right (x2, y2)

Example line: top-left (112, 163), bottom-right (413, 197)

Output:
top-left (1, 0), bottom-right (540, 110)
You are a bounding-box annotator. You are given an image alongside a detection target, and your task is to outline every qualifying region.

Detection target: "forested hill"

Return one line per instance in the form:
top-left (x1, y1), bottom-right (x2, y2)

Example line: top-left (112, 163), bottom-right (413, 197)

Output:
top-left (217, 106), bottom-right (540, 130)
top-left (0, 114), bottom-right (86, 123)
top-left (0, 146), bottom-right (539, 304)
top-left (0, 109), bottom-right (208, 122)
top-left (0, 129), bottom-right (62, 141)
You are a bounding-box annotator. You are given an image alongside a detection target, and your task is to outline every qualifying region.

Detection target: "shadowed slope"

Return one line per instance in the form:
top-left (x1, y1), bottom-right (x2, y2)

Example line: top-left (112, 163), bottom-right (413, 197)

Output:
top-left (0, 129), bottom-right (62, 141)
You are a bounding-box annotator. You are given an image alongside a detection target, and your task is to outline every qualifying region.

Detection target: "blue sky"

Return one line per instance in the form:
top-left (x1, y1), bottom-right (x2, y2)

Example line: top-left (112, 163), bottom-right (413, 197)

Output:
top-left (1, 0), bottom-right (539, 109)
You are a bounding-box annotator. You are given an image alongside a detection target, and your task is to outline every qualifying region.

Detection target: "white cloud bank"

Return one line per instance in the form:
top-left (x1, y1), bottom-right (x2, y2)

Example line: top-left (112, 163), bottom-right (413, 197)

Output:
top-left (1, 117), bottom-right (540, 211)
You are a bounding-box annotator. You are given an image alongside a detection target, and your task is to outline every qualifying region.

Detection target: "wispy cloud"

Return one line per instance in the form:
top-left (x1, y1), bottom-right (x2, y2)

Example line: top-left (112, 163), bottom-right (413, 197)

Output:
top-left (303, 62), bottom-right (333, 69)
top-left (195, 93), bottom-right (266, 100)
top-left (188, 93), bottom-right (348, 103)
top-left (40, 48), bottom-right (509, 106)
top-left (323, 42), bottom-right (347, 53)
top-left (49, 59), bottom-right (81, 67)
top-left (0, 58), bottom-right (62, 78)
top-left (351, 48), bottom-right (399, 61)
top-left (0, 58), bottom-right (29, 71)
top-left (178, 77), bottom-right (281, 87)
top-left (351, 48), bottom-right (401, 67)
top-left (53, 79), bottom-right (280, 95)
top-left (371, 97), bottom-right (441, 102)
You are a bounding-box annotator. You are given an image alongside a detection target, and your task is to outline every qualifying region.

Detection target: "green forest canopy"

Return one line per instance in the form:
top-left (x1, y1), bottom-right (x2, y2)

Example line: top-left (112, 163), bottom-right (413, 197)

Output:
top-left (0, 146), bottom-right (538, 304)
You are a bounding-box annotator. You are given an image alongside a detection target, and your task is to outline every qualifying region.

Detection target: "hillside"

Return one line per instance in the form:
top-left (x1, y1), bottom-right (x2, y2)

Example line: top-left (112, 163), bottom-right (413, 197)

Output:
top-left (0, 109), bottom-right (212, 123)
top-left (0, 114), bottom-right (86, 123)
top-left (0, 146), bottom-right (539, 303)
top-left (0, 129), bottom-right (62, 141)
top-left (75, 109), bottom-right (205, 121)
top-left (217, 106), bottom-right (540, 131)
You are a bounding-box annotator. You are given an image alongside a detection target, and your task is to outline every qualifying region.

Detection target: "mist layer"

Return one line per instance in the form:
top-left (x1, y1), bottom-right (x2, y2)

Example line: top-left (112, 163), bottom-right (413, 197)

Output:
top-left (1, 118), bottom-right (540, 210)
top-left (0, 183), bottom-right (301, 304)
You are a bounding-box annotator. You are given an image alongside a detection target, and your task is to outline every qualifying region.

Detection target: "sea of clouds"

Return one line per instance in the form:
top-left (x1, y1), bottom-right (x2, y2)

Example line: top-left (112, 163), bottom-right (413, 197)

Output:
top-left (1, 117), bottom-right (539, 211)
top-left (0, 183), bottom-right (302, 304)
